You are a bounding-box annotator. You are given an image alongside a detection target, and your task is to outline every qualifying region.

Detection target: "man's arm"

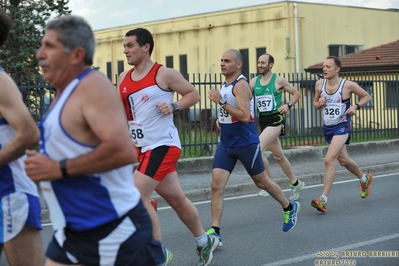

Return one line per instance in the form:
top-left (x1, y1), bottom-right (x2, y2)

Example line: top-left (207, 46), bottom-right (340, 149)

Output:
top-left (156, 67), bottom-right (200, 113)
top-left (345, 80), bottom-right (372, 115)
top-left (25, 72), bottom-right (137, 181)
top-left (116, 71), bottom-right (128, 92)
top-left (224, 79), bottom-right (253, 124)
top-left (313, 79), bottom-right (325, 109)
top-left (249, 76), bottom-right (257, 92)
top-left (0, 72), bottom-right (39, 167)
top-left (277, 76), bottom-right (300, 113)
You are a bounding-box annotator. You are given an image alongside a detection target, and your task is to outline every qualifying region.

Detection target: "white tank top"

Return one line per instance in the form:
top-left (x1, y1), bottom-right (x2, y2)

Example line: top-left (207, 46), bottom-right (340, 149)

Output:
top-left (0, 66), bottom-right (38, 198)
top-left (119, 63), bottom-right (181, 152)
top-left (320, 79), bottom-right (351, 126)
top-left (39, 69), bottom-right (140, 231)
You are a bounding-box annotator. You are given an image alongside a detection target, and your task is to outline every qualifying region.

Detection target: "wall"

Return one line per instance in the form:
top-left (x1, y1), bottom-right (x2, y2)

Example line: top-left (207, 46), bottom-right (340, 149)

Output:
top-left (92, 1), bottom-right (399, 85)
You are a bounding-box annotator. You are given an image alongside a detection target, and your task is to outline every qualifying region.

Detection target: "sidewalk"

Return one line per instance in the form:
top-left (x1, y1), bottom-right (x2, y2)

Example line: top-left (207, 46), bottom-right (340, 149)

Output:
top-left (39, 139), bottom-right (399, 222)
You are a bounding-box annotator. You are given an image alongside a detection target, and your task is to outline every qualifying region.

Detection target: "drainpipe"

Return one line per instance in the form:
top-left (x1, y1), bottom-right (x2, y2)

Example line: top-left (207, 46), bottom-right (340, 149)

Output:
top-left (293, 3), bottom-right (300, 76)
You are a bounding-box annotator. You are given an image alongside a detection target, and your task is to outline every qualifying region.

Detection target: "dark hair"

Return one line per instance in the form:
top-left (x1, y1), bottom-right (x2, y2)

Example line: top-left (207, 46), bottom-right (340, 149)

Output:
top-left (0, 10), bottom-right (14, 46)
top-left (326, 56), bottom-right (341, 68)
top-left (46, 15), bottom-right (95, 66)
top-left (125, 28), bottom-right (154, 55)
top-left (262, 53), bottom-right (274, 64)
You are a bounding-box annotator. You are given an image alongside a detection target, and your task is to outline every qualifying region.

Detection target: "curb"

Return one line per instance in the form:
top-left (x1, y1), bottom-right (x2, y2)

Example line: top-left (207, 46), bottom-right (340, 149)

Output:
top-left (175, 139), bottom-right (399, 175)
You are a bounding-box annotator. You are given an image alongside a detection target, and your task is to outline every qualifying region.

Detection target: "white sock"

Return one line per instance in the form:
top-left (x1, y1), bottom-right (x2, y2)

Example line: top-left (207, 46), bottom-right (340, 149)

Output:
top-left (195, 232), bottom-right (208, 247)
top-left (321, 194), bottom-right (328, 203)
top-left (360, 174), bottom-right (367, 183)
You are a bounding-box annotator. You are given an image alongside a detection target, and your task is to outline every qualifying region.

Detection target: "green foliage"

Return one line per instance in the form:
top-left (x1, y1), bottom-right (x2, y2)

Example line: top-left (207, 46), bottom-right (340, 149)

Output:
top-left (0, 0), bottom-right (71, 76)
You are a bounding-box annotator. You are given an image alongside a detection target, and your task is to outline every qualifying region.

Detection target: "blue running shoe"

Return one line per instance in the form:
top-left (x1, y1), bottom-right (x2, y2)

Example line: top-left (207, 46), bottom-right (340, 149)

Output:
top-left (283, 201), bottom-right (300, 232)
top-left (207, 228), bottom-right (222, 247)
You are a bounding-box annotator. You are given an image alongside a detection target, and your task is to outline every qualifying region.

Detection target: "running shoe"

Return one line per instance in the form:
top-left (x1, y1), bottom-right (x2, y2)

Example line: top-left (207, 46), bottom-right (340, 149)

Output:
top-left (197, 235), bottom-right (219, 266)
top-left (311, 197), bottom-right (327, 213)
top-left (289, 180), bottom-right (305, 201)
top-left (282, 201), bottom-right (300, 232)
top-left (207, 228), bottom-right (222, 247)
top-left (150, 199), bottom-right (158, 211)
top-left (159, 248), bottom-right (173, 266)
top-left (360, 173), bottom-right (373, 198)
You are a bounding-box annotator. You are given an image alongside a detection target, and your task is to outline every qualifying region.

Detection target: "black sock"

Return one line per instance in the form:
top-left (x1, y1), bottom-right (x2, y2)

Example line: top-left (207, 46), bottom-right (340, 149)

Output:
top-left (283, 203), bottom-right (293, 212)
top-left (292, 180), bottom-right (299, 186)
top-left (212, 226), bottom-right (220, 235)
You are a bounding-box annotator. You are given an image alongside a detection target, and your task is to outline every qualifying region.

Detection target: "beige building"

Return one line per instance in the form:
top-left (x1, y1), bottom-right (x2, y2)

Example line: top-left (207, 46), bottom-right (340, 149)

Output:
top-left (93, 1), bottom-right (399, 83)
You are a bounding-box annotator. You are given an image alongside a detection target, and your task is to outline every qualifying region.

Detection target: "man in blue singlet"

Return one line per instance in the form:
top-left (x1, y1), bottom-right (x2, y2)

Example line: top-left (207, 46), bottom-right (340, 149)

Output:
top-left (0, 10), bottom-right (43, 266)
top-left (24, 15), bottom-right (163, 265)
top-left (207, 49), bottom-right (300, 248)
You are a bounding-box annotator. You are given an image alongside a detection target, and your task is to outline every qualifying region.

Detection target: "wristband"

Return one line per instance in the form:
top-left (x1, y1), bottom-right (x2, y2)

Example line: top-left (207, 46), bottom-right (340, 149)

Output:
top-left (60, 159), bottom-right (70, 178)
top-left (355, 103), bottom-right (361, 109)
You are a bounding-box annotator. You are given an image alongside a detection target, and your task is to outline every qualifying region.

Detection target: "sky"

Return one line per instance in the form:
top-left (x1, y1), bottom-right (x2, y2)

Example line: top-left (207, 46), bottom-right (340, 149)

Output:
top-left (68, 0), bottom-right (398, 30)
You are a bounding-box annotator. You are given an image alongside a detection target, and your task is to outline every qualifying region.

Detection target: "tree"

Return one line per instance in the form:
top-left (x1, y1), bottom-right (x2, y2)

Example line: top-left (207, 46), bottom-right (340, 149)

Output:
top-left (0, 0), bottom-right (71, 77)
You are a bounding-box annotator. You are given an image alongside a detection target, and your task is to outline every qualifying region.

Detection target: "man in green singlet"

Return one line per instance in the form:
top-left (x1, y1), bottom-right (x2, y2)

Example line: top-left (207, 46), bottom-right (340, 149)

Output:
top-left (250, 53), bottom-right (304, 201)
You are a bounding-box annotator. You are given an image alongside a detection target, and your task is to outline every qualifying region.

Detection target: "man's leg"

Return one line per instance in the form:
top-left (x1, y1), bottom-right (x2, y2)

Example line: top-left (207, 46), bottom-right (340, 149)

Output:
top-left (268, 137), bottom-right (297, 184)
top-left (156, 172), bottom-right (205, 237)
top-left (252, 171), bottom-right (289, 208)
top-left (157, 172), bottom-right (219, 265)
top-left (251, 171), bottom-right (300, 232)
top-left (134, 171), bottom-right (162, 240)
top-left (337, 145), bottom-right (364, 178)
top-left (209, 168), bottom-right (230, 228)
top-left (4, 225), bottom-right (43, 266)
top-left (322, 134), bottom-right (349, 197)
top-left (259, 125), bottom-right (281, 179)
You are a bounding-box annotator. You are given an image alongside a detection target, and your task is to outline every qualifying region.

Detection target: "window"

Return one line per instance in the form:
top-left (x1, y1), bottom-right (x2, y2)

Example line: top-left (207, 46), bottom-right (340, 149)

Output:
top-left (179, 55), bottom-right (188, 80)
top-left (106, 62), bottom-right (112, 81)
top-left (239, 48), bottom-right (249, 79)
top-left (117, 60), bottom-right (124, 76)
top-left (166, 56), bottom-right (174, 68)
top-left (357, 81), bottom-right (373, 108)
top-left (386, 81), bottom-right (399, 108)
top-left (256, 47), bottom-right (266, 62)
top-left (328, 44), bottom-right (363, 56)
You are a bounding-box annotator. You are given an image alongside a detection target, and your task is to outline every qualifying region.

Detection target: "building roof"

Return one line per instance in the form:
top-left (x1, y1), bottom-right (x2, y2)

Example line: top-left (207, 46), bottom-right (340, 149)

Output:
top-left (305, 39), bottom-right (399, 73)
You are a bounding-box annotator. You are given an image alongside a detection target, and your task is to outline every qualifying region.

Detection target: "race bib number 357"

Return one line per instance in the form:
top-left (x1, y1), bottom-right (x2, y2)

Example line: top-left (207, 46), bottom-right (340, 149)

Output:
top-left (256, 95), bottom-right (273, 112)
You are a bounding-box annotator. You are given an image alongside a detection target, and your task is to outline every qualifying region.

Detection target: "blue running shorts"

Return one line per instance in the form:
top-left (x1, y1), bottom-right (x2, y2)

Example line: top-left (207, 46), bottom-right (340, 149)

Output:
top-left (323, 121), bottom-right (351, 144)
top-left (0, 192), bottom-right (41, 244)
top-left (213, 143), bottom-right (265, 176)
top-left (46, 199), bottom-right (164, 266)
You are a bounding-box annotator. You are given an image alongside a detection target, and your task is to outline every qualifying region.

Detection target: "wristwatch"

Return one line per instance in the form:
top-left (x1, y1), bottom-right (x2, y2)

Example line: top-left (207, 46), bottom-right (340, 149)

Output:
top-left (60, 159), bottom-right (70, 178)
top-left (171, 103), bottom-right (180, 114)
top-left (287, 102), bottom-right (293, 109)
top-left (219, 98), bottom-right (227, 108)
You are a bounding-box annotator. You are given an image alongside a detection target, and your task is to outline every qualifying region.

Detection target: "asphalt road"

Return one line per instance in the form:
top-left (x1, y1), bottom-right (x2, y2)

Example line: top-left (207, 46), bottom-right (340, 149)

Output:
top-left (1, 173), bottom-right (397, 266)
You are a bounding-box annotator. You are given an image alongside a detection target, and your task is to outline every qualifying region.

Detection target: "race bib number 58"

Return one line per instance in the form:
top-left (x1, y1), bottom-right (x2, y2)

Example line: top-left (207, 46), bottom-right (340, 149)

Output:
top-left (128, 121), bottom-right (148, 147)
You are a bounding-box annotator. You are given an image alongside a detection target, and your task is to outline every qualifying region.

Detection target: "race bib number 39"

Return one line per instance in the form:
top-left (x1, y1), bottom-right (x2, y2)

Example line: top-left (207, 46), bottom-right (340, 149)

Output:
top-left (128, 121), bottom-right (148, 147)
top-left (218, 107), bottom-right (233, 124)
